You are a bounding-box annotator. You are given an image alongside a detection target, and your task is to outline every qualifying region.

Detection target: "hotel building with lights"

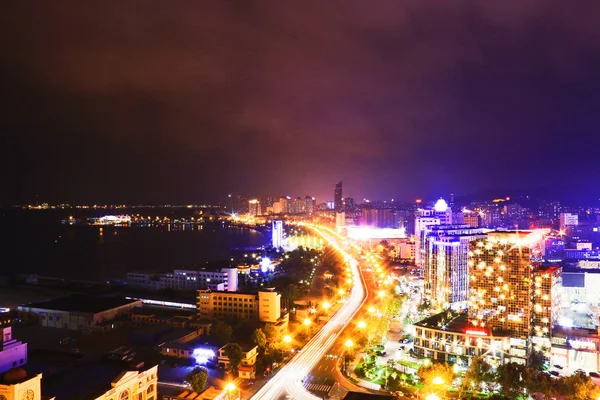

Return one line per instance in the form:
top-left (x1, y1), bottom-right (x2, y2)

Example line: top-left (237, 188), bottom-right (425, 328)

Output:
top-left (414, 229), bottom-right (562, 366)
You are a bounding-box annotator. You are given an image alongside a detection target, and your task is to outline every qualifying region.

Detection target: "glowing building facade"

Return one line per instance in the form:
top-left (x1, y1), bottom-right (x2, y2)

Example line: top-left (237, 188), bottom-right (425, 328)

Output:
top-left (467, 230), bottom-right (551, 363)
top-left (248, 199), bottom-right (261, 216)
top-left (421, 225), bottom-right (488, 310)
top-left (272, 220), bottom-right (283, 248)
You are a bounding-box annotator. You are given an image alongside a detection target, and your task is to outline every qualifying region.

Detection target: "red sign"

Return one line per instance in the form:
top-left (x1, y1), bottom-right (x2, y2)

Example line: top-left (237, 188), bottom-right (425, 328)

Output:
top-left (465, 328), bottom-right (488, 336)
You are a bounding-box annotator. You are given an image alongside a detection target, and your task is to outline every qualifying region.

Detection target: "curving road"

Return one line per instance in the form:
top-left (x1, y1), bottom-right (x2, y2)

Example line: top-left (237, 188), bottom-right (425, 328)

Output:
top-left (249, 225), bottom-right (368, 400)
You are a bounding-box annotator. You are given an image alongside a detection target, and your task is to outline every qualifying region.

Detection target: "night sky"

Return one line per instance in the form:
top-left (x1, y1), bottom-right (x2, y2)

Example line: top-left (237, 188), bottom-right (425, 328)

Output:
top-left (2, 2), bottom-right (600, 205)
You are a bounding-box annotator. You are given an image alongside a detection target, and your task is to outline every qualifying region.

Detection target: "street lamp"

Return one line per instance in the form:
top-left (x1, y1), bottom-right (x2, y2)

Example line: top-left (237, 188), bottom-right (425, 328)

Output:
top-left (322, 301), bottom-right (331, 311)
top-left (425, 394), bottom-right (440, 400)
top-left (343, 339), bottom-right (354, 374)
top-left (283, 335), bottom-right (292, 344)
top-left (357, 321), bottom-right (367, 329)
top-left (225, 382), bottom-right (236, 400)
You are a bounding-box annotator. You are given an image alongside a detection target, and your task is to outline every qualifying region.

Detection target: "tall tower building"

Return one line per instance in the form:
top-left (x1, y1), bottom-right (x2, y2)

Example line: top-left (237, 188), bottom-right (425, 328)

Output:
top-left (272, 220), bottom-right (283, 248)
top-left (334, 181), bottom-right (343, 212)
top-left (303, 196), bottom-right (315, 215)
top-left (421, 225), bottom-right (488, 310)
top-left (248, 199), bottom-right (261, 216)
top-left (467, 230), bottom-right (548, 364)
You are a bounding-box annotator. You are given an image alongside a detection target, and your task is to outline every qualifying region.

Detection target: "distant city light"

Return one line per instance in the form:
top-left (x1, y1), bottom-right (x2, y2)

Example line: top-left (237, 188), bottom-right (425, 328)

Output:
top-left (260, 257), bottom-right (274, 273)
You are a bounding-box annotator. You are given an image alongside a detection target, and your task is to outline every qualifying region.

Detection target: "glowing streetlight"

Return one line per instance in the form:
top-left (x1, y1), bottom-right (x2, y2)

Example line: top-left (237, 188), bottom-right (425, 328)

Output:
top-left (368, 307), bottom-right (376, 314)
top-left (322, 301), bottom-right (331, 310)
top-left (378, 290), bottom-right (386, 298)
top-left (224, 382), bottom-right (236, 400)
top-left (304, 318), bottom-right (311, 326)
top-left (357, 321), bottom-right (367, 329)
top-left (338, 289), bottom-right (345, 296)
top-left (432, 376), bottom-right (445, 385)
top-left (283, 335), bottom-right (292, 344)
top-left (345, 339), bottom-right (353, 348)
top-left (425, 394), bottom-right (440, 400)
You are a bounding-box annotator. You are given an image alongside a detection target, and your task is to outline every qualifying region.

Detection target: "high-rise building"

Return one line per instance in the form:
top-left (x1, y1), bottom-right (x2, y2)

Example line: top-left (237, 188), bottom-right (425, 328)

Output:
top-left (415, 215), bottom-right (441, 268)
top-left (421, 225), bottom-right (488, 309)
top-left (272, 220), bottom-right (283, 248)
top-left (559, 212), bottom-right (578, 231)
top-left (344, 197), bottom-right (355, 211)
top-left (303, 196), bottom-right (315, 215)
top-left (531, 266), bottom-right (562, 353)
top-left (334, 181), bottom-right (343, 212)
top-left (279, 196), bottom-right (292, 214)
top-left (248, 199), bottom-right (261, 216)
top-left (293, 197), bottom-right (304, 214)
top-left (462, 211), bottom-right (480, 228)
top-left (467, 230), bottom-right (548, 364)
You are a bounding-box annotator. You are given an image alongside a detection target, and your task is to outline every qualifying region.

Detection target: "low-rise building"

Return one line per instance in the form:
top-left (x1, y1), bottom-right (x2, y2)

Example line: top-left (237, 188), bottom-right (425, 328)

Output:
top-left (413, 312), bottom-right (510, 367)
top-left (0, 369), bottom-right (50, 400)
top-left (43, 362), bottom-right (158, 400)
top-left (17, 294), bottom-right (142, 331)
top-left (126, 267), bottom-right (238, 292)
top-left (0, 327), bottom-right (27, 374)
top-left (217, 344), bottom-right (257, 379)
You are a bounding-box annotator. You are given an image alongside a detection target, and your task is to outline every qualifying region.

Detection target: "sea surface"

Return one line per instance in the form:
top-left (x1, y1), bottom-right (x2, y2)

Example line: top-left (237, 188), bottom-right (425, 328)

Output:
top-left (0, 208), bottom-right (266, 282)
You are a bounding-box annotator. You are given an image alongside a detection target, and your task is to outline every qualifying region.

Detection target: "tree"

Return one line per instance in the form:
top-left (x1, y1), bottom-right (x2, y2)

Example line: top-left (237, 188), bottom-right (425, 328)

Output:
top-left (528, 350), bottom-right (546, 371)
top-left (495, 362), bottom-right (524, 399)
top-left (521, 366), bottom-right (551, 397)
top-left (224, 343), bottom-right (244, 375)
top-left (211, 321), bottom-right (233, 344)
top-left (463, 356), bottom-right (494, 393)
top-left (186, 367), bottom-right (208, 393)
top-left (252, 328), bottom-right (267, 351)
top-left (263, 323), bottom-right (279, 342)
top-left (551, 372), bottom-right (600, 400)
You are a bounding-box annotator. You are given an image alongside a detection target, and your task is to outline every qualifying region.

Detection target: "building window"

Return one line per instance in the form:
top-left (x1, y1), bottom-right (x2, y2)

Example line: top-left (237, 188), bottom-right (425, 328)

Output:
top-left (147, 384), bottom-right (154, 393)
top-left (120, 390), bottom-right (130, 400)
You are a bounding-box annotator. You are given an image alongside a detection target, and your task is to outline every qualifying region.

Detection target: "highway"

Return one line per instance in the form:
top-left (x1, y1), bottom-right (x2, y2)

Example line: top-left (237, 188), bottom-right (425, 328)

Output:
top-left (249, 225), bottom-right (369, 400)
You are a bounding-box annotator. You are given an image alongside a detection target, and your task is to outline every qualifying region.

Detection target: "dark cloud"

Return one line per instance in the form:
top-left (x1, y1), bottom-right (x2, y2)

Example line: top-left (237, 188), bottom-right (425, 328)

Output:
top-left (2, 1), bottom-right (600, 204)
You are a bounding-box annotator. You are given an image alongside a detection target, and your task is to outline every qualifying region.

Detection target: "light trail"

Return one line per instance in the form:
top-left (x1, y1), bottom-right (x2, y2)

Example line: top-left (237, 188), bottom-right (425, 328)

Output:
top-left (248, 225), bottom-right (369, 400)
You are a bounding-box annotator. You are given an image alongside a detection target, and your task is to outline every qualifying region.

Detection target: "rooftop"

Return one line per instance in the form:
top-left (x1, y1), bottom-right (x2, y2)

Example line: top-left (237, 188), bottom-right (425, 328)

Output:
top-left (21, 294), bottom-right (140, 314)
top-left (42, 360), bottom-right (143, 400)
top-left (414, 311), bottom-right (510, 337)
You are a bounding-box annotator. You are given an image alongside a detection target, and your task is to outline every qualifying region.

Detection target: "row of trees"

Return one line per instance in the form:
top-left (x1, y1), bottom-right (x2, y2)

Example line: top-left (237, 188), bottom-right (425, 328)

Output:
top-left (251, 326), bottom-right (287, 375)
top-left (417, 357), bottom-right (600, 400)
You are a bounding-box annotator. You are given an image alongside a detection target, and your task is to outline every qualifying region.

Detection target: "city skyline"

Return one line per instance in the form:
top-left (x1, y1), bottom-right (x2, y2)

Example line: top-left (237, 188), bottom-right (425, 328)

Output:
top-left (3, 2), bottom-right (600, 205)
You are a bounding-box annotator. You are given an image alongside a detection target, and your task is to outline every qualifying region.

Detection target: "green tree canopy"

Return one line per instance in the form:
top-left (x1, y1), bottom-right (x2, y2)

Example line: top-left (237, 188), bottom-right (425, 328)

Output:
top-left (224, 343), bottom-right (244, 374)
top-left (211, 320), bottom-right (233, 344)
top-left (496, 362), bottom-right (524, 399)
top-left (252, 328), bottom-right (267, 350)
top-left (263, 323), bottom-right (279, 342)
top-left (185, 366), bottom-right (208, 393)
top-left (463, 356), bottom-right (494, 392)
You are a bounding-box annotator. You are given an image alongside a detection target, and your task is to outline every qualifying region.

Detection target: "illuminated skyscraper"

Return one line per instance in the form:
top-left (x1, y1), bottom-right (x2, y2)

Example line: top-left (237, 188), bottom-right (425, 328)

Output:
top-left (272, 220), bottom-right (283, 248)
top-left (248, 199), bottom-right (261, 216)
top-left (467, 230), bottom-right (550, 364)
top-left (304, 196), bottom-right (315, 215)
top-left (334, 181), bottom-right (343, 212)
top-left (421, 225), bottom-right (488, 309)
